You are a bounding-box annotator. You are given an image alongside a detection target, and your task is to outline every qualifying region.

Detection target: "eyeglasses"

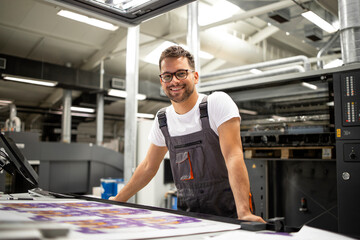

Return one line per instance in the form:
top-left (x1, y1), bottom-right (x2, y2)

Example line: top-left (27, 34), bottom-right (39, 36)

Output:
top-left (159, 69), bottom-right (195, 83)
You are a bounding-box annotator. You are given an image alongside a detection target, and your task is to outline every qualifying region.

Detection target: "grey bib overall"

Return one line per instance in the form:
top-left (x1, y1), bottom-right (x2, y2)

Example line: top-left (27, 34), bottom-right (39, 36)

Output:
top-left (157, 95), bottom-right (237, 218)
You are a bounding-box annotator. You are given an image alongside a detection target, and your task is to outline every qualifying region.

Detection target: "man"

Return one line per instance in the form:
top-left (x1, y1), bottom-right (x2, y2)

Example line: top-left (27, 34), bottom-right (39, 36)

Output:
top-left (110, 45), bottom-right (264, 223)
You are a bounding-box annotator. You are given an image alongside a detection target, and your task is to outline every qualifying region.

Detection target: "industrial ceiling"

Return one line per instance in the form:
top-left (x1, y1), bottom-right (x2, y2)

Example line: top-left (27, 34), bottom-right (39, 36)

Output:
top-left (0, 0), bottom-right (340, 143)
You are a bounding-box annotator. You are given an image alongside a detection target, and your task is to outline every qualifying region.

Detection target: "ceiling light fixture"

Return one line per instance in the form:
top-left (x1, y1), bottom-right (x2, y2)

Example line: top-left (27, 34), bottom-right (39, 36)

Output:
top-left (57, 10), bottom-right (118, 31)
top-left (108, 89), bottom-right (146, 100)
top-left (301, 82), bottom-right (318, 90)
top-left (326, 101), bottom-right (334, 106)
top-left (71, 106), bottom-right (95, 113)
top-left (137, 113), bottom-right (155, 119)
top-left (0, 100), bottom-right (13, 106)
top-left (2, 74), bottom-right (58, 87)
top-left (301, 11), bottom-right (338, 33)
top-left (324, 59), bottom-right (343, 69)
top-left (239, 109), bottom-right (258, 115)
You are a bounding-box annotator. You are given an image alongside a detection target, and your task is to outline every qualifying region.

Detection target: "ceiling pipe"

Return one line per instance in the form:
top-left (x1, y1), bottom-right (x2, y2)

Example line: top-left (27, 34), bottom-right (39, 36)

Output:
top-left (199, 65), bottom-right (305, 92)
top-left (316, 31), bottom-right (340, 69)
top-left (202, 55), bottom-right (310, 80)
top-left (199, 0), bottom-right (312, 32)
top-left (339, 0), bottom-right (360, 65)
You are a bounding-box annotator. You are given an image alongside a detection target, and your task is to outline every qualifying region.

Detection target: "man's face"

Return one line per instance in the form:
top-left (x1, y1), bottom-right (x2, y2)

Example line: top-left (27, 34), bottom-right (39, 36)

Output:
top-left (159, 57), bottom-right (198, 103)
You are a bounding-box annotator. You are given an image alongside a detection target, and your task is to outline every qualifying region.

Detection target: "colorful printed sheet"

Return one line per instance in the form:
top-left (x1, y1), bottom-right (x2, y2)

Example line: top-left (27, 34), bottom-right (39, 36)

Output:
top-left (0, 200), bottom-right (240, 239)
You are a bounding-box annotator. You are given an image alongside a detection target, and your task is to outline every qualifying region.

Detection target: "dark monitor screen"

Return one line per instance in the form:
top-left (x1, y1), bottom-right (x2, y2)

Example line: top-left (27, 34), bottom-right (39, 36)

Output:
top-left (0, 133), bottom-right (38, 187)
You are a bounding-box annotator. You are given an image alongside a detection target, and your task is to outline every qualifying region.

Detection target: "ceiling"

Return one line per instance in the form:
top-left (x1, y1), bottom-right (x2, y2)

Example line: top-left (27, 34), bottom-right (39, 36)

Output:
top-left (0, 0), bottom-right (340, 142)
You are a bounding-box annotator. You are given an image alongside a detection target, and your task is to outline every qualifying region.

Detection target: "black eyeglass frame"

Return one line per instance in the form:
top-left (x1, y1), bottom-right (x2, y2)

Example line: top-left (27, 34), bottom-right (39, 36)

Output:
top-left (159, 69), bottom-right (195, 83)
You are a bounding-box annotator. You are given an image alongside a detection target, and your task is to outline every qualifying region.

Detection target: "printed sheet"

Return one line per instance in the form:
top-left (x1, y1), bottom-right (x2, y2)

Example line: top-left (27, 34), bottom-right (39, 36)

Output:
top-left (0, 200), bottom-right (240, 239)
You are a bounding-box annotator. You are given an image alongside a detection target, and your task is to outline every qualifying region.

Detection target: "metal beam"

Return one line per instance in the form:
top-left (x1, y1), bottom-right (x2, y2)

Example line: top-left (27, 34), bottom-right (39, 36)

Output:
top-left (61, 89), bottom-right (72, 143)
top-left (124, 26), bottom-right (140, 202)
top-left (187, 1), bottom-right (200, 78)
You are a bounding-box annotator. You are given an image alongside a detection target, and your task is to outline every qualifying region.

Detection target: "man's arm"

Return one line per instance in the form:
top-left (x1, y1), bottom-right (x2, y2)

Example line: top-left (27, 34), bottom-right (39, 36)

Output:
top-left (110, 143), bottom-right (168, 202)
top-left (218, 117), bottom-right (265, 223)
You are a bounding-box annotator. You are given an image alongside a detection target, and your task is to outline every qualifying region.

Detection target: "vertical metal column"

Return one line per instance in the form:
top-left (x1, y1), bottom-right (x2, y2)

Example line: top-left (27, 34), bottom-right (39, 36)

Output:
top-left (96, 60), bottom-right (104, 146)
top-left (96, 94), bottom-right (104, 146)
top-left (187, 1), bottom-right (200, 81)
top-left (61, 89), bottom-right (72, 143)
top-left (124, 26), bottom-right (140, 198)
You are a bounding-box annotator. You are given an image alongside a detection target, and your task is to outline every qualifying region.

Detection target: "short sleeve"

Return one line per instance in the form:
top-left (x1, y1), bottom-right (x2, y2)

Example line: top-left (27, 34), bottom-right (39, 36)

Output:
top-left (208, 92), bottom-right (240, 131)
top-left (148, 114), bottom-right (167, 147)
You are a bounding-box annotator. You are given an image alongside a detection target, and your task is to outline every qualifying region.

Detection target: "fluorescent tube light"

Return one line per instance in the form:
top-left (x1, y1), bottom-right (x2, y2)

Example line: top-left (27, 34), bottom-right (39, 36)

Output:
top-left (301, 11), bottom-right (338, 33)
top-left (2, 74), bottom-right (58, 87)
top-left (137, 113), bottom-right (155, 119)
top-left (71, 106), bottom-right (95, 113)
top-left (0, 100), bottom-right (12, 106)
top-left (108, 89), bottom-right (146, 100)
top-left (239, 109), bottom-right (258, 115)
top-left (52, 110), bottom-right (95, 118)
top-left (57, 10), bottom-right (118, 31)
top-left (326, 101), bottom-right (334, 106)
top-left (301, 82), bottom-right (318, 90)
top-left (324, 59), bottom-right (343, 69)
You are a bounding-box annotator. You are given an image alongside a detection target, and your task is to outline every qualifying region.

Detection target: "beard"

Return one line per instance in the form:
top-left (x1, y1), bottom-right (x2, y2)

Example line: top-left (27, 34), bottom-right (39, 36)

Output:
top-left (164, 83), bottom-right (195, 103)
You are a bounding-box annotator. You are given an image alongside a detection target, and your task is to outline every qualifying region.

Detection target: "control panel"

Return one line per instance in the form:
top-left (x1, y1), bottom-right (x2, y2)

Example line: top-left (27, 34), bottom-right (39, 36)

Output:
top-left (335, 71), bottom-right (360, 139)
top-left (342, 74), bottom-right (360, 126)
top-left (334, 69), bottom-right (360, 238)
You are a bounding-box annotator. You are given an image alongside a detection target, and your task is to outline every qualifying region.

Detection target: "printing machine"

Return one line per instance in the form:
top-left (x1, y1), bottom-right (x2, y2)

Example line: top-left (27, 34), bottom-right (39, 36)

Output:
top-left (1, 63), bottom-right (359, 239)
top-left (0, 132), bottom-right (354, 240)
top-left (202, 63), bottom-right (360, 239)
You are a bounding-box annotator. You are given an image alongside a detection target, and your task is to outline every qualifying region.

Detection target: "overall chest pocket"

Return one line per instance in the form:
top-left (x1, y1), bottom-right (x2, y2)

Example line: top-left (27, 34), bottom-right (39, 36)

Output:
top-left (174, 140), bottom-right (204, 181)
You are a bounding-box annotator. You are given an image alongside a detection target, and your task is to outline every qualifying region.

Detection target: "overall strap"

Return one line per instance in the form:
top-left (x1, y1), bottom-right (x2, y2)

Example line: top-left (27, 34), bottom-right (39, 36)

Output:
top-left (199, 95), bottom-right (211, 130)
top-left (157, 107), bottom-right (170, 138)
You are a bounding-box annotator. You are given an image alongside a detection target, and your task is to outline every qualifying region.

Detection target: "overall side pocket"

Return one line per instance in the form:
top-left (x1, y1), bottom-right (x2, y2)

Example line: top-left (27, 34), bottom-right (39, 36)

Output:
top-left (175, 152), bottom-right (194, 181)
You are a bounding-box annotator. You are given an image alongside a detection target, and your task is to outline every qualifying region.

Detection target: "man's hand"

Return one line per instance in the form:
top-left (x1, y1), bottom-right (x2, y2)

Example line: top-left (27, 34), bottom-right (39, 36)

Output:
top-left (239, 213), bottom-right (266, 223)
top-left (108, 196), bottom-right (116, 201)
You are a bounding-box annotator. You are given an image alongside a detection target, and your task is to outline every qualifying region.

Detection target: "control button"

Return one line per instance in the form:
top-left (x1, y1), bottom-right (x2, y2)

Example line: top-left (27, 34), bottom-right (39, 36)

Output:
top-left (342, 172), bottom-right (350, 180)
top-left (349, 151), bottom-right (356, 160)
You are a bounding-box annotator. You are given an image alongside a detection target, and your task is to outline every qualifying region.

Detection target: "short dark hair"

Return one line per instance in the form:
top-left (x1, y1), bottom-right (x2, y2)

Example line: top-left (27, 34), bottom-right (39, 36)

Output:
top-left (159, 45), bottom-right (195, 71)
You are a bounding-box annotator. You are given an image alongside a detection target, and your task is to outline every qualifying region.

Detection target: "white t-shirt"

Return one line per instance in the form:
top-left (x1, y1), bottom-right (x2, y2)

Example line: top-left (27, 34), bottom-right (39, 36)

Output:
top-left (148, 91), bottom-right (241, 147)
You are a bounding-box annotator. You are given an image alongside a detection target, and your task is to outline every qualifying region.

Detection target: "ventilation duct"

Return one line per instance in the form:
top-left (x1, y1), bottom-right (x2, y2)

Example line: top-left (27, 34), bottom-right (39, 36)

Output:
top-left (268, 8), bottom-right (290, 23)
top-left (305, 24), bottom-right (323, 41)
top-left (111, 78), bottom-right (126, 89)
top-left (339, 0), bottom-right (360, 64)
